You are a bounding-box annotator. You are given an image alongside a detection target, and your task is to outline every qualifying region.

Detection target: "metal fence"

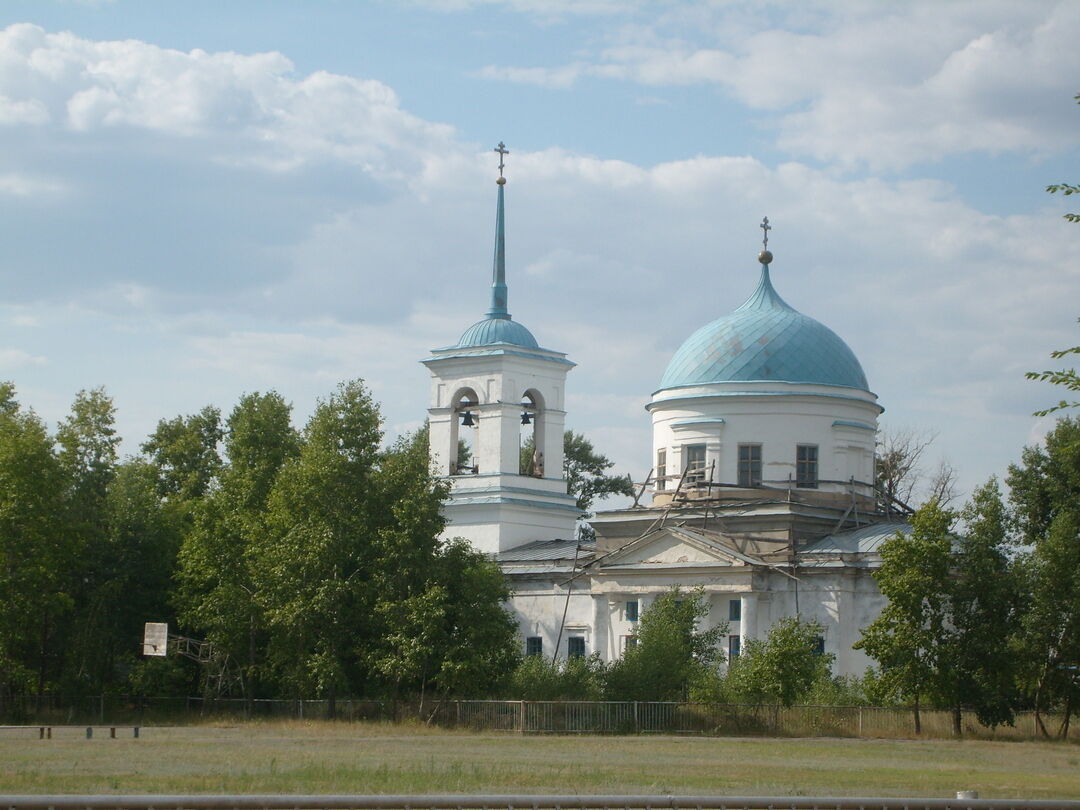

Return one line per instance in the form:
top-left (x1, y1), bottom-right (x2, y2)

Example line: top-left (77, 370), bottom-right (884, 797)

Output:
top-left (1, 796), bottom-right (1079, 810)
top-left (1, 696), bottom-right (1076, 741)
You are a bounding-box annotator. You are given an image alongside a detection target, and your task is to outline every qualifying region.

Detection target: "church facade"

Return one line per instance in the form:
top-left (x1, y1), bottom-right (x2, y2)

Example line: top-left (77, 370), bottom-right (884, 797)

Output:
top-left (422, 152), bottom-right (908, 676)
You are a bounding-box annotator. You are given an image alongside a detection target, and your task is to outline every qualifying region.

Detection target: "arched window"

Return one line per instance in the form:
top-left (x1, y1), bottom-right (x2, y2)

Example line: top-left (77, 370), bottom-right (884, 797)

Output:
top-left (450, 387), bottom-right (480, 475)
top-left (519, 389), bottom-right (544, 476)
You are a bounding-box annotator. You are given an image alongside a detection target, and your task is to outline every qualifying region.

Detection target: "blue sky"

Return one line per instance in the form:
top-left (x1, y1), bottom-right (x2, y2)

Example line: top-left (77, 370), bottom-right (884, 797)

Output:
top-left (0, 0), bottom-right (1078, 505)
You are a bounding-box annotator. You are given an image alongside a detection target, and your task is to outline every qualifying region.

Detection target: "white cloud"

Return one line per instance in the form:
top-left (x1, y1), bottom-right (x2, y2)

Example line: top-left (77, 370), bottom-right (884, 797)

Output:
top-left (478, 1), bottom-right (1080, 169)
top-left (0, 347), bottom-right (47, 369)
top-left (0, 172), bottom-right (67, 196)
top-left (0, 23), bottom-right (456, 180)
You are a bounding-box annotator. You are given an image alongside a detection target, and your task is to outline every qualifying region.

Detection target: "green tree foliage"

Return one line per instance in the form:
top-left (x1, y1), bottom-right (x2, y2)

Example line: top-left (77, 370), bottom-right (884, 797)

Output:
top-left (176, 392), bottom-right (299, 697)
top-left (855, 501), bottom-right (952, 732)
top-left (521, 430), bottom-right (634, 514)
top-left (727, 616), bottom-right (833, 708)
top-left (0, 385), bottom-right (67, 699)
top-left (507, 654), bottom-right (606, 700)
top-left (424, 538), bottom-right (520, 698)
top-left (606, 588), bottom-right (725, 701)
top-left (857, 489), bottom-right (1020, 734)
top-left (255, 381), bottom-right (384, 704)
top-left (1008, 417), bottom-right (1080, 737)
top-left (563, 430), bottom-right (635, 514)
top-left (56, 388), bottom-right (123, 693)
top-left (107, 460), bottom-right (187, 694)
top-left (936, 480), bottom-right (1019, 732)
top-left (142, 406), bottom-right (223, 506)
top-left (1027, 320), bottom-right (1080, 416)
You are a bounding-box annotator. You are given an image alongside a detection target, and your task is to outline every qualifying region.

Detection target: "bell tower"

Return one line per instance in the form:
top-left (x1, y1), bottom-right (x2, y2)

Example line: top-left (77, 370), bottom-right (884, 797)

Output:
top-left (421, 142), bottom-right (578, 555)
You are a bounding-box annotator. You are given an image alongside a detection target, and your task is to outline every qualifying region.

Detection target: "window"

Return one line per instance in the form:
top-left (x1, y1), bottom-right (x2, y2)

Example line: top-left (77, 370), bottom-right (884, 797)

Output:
top-left (525, 636), bottom-right (543, 657)
top-left (812, 636), bottom-right (826, 656)
top-left (656, 448), bottom-right (667, 491)
top-left (738, 444), bottom-right (762, 487)
top-left (567, 636), bottom-right (586, 658)
top-left (625, 600), bottom-right (639, 623)
top-left (797, 444), bottom-right (819, 489)
top-left (728, 635), bottom-right (741, 659)
top-left (728, 598), bottom-right (741, 622)
top-left (684, 444), bottom-right (707, 484)
top-left (621, 635), bottom-right (638, 654)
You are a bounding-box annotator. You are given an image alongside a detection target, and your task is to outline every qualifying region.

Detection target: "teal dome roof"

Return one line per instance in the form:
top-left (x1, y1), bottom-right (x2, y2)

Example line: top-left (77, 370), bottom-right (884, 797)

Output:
top-left (457, 316), bottom-right (539, 349)
top-left (659, 264), bottom-right (869, 391)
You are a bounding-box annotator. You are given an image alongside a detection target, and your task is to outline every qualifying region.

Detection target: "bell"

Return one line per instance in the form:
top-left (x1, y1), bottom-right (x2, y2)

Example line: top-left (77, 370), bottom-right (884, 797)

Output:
top-left (460, 411), bottom-right (475, 427)
top-left (520, 411), bottom-right (532, 425)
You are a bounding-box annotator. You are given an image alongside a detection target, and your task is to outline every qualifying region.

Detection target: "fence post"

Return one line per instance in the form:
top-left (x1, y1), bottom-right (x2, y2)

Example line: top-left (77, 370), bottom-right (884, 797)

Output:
top-left (858, 707), bottom-right (863, 737)
top-left (519, 700), bottom-right (526, 734)
top-left (456, 700), bottom-right (462, 727)
top-left (634, 701), bottom-right (640, 733)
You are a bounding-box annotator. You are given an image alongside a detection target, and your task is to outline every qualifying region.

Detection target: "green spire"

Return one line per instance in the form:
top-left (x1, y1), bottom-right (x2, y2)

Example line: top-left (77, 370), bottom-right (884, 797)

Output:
top-left (487, 177), bottom-right (509, 319)
top-left (486, 141), bottom-right (510, 319)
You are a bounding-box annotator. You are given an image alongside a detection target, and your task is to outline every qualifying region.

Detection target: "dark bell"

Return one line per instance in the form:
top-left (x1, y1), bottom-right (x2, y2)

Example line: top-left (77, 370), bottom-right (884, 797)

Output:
top-left (521, 411), bottom-right (532, 425)
top-left (460, 411), bottom-right (475, 427)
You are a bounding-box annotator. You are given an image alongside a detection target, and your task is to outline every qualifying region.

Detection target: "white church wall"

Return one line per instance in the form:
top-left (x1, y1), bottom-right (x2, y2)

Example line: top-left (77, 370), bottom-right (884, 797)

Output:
top-left (650, 381), bottom-right (879, 496)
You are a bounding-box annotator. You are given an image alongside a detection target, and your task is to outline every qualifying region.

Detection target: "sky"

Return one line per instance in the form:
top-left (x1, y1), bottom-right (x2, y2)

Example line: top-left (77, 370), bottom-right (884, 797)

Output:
top-left (0, 0), bottom-right (1078, 506)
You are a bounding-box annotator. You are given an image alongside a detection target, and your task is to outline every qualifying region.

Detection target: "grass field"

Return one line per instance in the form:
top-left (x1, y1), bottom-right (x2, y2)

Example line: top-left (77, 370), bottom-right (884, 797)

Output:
top-left (1, 722), bottom-right (1078, 799)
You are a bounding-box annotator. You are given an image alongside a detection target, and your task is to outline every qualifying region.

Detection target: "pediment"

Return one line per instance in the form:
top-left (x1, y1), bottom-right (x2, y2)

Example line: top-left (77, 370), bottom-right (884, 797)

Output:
top-left (597, 527), bottom-right (760, 569)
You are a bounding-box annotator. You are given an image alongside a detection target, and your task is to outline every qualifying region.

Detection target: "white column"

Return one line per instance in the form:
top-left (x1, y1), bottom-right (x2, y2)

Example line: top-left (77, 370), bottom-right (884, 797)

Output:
top-left (477, 402), bottom-right (520, 474)
top-left (542, 408), bottom-right (566, 480)
top-left (592, 594), bottom-right (609, 661)
top-left (429, 411), bottom-right (454, 476)
top-left (740, 593), bottom-right (758, 650)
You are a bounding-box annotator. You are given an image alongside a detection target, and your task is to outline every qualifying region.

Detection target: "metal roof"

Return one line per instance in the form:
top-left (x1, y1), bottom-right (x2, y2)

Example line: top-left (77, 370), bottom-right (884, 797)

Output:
top-left (456, 316), bottom-right (539, 349)
top-left (497, 538), bottom-right (593, 563)
top-left (658, 263), bottom-right (869, 392)
top-left (800, 521), bottom-right (911, 555)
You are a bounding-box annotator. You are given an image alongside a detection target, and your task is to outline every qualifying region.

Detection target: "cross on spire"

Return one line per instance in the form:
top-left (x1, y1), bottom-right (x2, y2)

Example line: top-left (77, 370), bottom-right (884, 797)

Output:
top-left (494, 141), bottom-right (509, 179)
top-left (760, 216), bottom-right (771, 250)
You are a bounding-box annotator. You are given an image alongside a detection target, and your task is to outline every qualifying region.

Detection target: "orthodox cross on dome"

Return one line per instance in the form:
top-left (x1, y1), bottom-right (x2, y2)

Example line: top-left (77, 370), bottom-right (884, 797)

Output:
top-left (494, 141), bottom-right (509, 185)
top-left (758, 216), bottom-right (773, 265)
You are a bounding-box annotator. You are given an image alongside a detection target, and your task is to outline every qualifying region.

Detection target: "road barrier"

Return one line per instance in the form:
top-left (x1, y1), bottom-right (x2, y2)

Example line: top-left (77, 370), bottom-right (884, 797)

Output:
top-left (1, 796), bottom-right (1079, 810)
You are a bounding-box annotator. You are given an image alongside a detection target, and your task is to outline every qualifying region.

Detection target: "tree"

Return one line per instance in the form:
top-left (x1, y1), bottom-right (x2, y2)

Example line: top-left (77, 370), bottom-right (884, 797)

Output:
top-left (0, 387), bottom-right (68, 702)
top-left (507, 653), bottom-right (606, 700)
top-left (105, 459), bottom-right (187, 694)
top-left (1007, 416), bottom-right (1080, 737)
top-left (520, 430), bottom-right (633, 514)
top-left (56, 388), bottom-right (124, 693)
top-left (605, 587), bottom-right (725, 701)
top-left (254, 380), bottom-right (383, 707)
top-left (175, 391), bottom-right (299, 697)
top-left (875, 427), bottom-right (956, 512)
top-left (367, 427), bottom-right (519, 704)
top-left (727, 616), bottom-right (834, 708)
top-left (855, 500), bottom-right (953, 733)
top-left (425, 538), bottom-right (521, 699)
top-left (935, 479), bottom-right (1019, 733)
top-left (142, 406), bottom-right (223, 505)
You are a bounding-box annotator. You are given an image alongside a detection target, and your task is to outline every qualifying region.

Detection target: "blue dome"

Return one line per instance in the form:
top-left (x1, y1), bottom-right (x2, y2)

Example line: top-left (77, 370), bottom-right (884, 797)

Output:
top-left (457, 316), bottom-right (539, 349)
top-left (659, 265), bottom-right (869, 391)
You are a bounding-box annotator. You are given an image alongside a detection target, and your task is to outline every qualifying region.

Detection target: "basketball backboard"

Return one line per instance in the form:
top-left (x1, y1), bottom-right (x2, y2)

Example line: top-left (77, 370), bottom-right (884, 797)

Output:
top-left (143, 622), bottom-right (169, 656)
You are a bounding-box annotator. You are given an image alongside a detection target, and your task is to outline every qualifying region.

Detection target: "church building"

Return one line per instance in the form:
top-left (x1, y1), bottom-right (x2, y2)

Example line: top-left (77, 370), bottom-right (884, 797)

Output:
top-left (422, 146), bottom-right (909, 676)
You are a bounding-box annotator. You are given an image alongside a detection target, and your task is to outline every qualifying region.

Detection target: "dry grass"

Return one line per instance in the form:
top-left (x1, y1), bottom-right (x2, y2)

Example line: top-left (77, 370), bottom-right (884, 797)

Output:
top-left (1, 721), bottom-right (1078, 799)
